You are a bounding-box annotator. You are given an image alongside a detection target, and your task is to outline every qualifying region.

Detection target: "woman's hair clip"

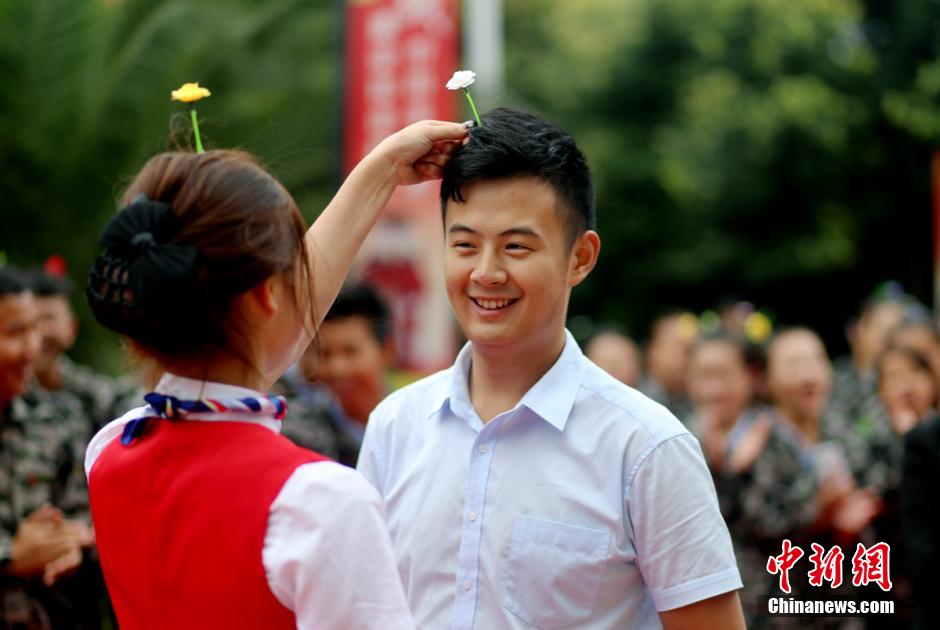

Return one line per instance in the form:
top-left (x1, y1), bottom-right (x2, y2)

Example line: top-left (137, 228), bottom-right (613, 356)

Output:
top-left (87, 194), bottom-right (200, 343)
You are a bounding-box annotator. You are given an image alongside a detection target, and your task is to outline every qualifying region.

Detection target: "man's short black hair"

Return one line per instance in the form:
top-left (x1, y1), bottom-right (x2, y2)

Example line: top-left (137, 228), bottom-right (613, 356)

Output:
top-left (440, 107), bottom-right (596, 247)
top-left (324, 283), bottom-right (391, 343)
top-left (25, 267), bottom-right (73, 297)
top-left (0, 266), bottom-right (30, 297)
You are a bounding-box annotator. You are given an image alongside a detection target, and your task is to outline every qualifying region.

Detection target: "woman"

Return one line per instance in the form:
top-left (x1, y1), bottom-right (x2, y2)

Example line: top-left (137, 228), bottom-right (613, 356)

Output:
top-left (83, 120), bottom-right (468, 628)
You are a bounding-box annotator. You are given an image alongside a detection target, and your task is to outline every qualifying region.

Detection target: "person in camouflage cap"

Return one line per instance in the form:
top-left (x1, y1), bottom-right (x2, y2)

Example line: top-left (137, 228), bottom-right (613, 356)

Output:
top-left (278, 283), bottom-right (395, 466)
top-left (0, 266), bottom-right (98, 629)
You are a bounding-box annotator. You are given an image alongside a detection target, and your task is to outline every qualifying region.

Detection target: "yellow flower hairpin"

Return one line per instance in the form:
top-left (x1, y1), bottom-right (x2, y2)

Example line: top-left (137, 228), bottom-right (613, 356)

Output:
top-left (744, 311), bottom-right (773, 344)
top-left (171, 82), bottom-right (211, 153)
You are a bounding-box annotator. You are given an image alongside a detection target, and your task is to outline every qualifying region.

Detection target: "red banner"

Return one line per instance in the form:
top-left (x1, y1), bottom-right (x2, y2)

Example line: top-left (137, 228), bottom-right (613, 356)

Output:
top-left (344, 0), bottom-right (459, 178)
top-left (343, 0), bottom-right (460, 371)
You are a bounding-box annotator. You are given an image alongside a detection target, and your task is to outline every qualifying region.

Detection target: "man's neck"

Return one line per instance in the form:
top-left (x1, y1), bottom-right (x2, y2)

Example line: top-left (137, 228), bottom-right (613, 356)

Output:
top-left (35, 359), bottom-right (64, 391)
top-left (775, 405), bottom-right (820, 444)
top-left (852, 351), bottom-right (872, 378)
top-left (341, 382), bottom-right (385, 426)
top-left (468, 330), bottom-right (567, 423)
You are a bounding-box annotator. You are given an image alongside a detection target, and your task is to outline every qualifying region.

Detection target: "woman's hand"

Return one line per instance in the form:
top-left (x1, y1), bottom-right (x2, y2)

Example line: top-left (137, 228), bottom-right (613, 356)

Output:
top-left (727, 413), bottom-right (772, 474)
top-left (286, 119), bottom-right (472, 384)
top-left (371, 120), bottom-right (470, 186)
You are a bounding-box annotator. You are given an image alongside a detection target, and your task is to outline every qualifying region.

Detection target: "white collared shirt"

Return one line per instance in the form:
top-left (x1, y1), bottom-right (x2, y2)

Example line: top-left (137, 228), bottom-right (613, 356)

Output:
top-left (358, 331), bottom-right (742, 629)
top-left (86, 373), bottom-right (413, 630)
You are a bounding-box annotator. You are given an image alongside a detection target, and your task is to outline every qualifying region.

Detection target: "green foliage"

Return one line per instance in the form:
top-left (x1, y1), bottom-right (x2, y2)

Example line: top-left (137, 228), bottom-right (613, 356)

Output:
top-left (0, 0), bottom-right (340, 370)
top-left (2, 0), bottom-right (939, 367)
top-left (884, 59), bottom-right (940, 141)
top-left (505, 0), bottom-right (938, 347)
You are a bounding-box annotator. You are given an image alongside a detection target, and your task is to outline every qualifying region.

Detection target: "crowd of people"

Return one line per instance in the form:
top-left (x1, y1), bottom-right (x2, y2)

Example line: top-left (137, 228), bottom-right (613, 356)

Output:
top-left (0, 262), bottom-right (137, 627)
top-left (2, 255), bottom-right (934, 628)
top-left (587, 296), bottom-right (938, 628)
top-left (0, 107), bottom-right (936, 629)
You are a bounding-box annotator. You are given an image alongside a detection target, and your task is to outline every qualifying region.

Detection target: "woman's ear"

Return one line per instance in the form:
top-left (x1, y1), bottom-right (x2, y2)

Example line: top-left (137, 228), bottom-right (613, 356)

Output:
top-left (246, 275), bottom-right (279, 317)
top-left (568, 230), bottom-right (601, 288)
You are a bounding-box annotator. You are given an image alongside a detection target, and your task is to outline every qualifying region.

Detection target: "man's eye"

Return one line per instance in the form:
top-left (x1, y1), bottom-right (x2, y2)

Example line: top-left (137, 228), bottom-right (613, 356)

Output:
top-left (453, 242), bottom-right (475, 249)
top-left (506, 243), bottom-right (530, 251)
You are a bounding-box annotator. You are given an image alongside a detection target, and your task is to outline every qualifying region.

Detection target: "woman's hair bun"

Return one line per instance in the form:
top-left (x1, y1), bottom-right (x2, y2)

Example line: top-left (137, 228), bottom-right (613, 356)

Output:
top-left (87, 193), bottom-right (216, 352)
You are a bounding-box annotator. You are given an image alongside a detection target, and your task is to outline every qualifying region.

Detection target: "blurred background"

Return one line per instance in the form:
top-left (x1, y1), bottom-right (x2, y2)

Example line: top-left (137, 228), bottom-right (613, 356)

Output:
top-left (1, 0), bottom-right (939, 370)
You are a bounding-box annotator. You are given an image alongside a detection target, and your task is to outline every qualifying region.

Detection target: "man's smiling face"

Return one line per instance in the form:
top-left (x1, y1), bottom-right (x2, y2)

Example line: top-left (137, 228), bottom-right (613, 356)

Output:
top-left (444, 176), bottom-right (579, 353)
top-left (0, 292), bottom-right (40, 406)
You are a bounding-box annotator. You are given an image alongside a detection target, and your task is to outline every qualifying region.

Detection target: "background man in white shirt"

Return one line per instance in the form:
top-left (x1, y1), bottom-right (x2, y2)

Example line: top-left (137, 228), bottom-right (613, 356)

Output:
top-left (358, 108), bottom-right (745, 629)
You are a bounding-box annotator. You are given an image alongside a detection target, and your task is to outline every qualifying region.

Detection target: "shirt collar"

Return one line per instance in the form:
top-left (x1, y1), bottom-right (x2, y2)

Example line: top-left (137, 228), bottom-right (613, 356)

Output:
top-left (156, 373), bottom-right (266, 400)
top-left (436, 330), bottom-right (586, 431)
top-left (152, 373), bottom-right (282, 434)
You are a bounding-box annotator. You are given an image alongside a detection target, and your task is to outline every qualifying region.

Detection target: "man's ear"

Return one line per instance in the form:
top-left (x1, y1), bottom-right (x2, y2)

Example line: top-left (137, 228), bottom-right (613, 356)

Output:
top-left (568, 230), bottom-right (600, 288)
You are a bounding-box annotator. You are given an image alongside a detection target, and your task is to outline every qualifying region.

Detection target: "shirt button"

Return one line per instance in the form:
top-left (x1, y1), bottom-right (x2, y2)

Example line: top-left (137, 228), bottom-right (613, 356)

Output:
top-left (478, 444), bottom-right (487, 454)
top-left (468, 511), bottom-right (477, 521)
top-left (462, 581), bottom-right (471, 591)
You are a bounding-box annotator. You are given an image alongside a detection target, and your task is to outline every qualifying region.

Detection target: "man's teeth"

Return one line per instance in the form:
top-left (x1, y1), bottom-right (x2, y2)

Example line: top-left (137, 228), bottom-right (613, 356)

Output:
top-left (475, 298), bottom-right (512, 310)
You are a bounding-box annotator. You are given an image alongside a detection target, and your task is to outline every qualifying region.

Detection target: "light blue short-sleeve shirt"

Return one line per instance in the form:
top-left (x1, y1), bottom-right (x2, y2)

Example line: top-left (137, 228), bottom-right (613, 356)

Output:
top-left (358, 330), bottom-right (742, 629)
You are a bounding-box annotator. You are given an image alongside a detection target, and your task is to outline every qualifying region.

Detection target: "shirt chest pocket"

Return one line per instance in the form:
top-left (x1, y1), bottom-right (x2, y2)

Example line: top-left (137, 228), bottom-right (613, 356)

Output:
top-left (502, 515), bottom-right (611, 629)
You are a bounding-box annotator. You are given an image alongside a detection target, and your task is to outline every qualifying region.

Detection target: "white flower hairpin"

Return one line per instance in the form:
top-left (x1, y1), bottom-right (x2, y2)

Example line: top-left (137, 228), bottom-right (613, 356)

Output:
top-left (446, 70), bottom-right (483, 127)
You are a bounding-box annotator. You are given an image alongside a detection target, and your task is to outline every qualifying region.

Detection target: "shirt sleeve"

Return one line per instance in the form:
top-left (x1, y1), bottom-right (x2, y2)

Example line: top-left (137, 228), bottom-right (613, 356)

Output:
top-left (262, 461), bottom-right (413, 630)
top-left (732, 437), bottom-right (819, 541)
top-left (56, 419), bottom-right (91, 522)
top-left (84, 415), bottom-right (135, 479)
top-left (356, 409), bottom-right (386, 493)
top-left (627, 433), bottom-right (742, 612)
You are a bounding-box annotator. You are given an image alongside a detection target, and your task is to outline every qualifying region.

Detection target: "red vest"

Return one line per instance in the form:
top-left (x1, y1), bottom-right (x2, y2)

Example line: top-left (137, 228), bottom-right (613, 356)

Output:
top-left (89, 419), bottom-right (327, 629)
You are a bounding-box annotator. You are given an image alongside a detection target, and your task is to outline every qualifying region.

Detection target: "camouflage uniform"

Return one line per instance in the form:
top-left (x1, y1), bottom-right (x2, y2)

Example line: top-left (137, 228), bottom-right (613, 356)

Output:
top-left (827, 357), bottom-right (898, 494)
top-left (48, 355), bottom-right (142, 449)
top-left (272, 369), bottom-right (349, 464)
top-left (637, 376), bottom-right (694, 423)
top-left (829, 357), bottom-right (873, 426)
top-left (0, 388), bottom-right (99, 629)
top-left (725, 409), bottom-right (869, 629)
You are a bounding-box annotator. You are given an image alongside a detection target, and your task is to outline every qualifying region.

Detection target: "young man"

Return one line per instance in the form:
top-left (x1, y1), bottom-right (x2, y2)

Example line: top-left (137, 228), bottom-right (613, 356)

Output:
top-left (28, 265), bottom-right (141, 444)
top-left (358, 108), bottom-right (744, 629)
top-left (0, 266), bottom-right (97, 627)
top-left (280, 283), bottom-right (395, 465)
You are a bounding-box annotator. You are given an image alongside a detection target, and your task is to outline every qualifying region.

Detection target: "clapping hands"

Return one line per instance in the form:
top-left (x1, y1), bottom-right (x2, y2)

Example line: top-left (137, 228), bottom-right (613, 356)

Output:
top-left (9, 505), bottom-right (94, 586)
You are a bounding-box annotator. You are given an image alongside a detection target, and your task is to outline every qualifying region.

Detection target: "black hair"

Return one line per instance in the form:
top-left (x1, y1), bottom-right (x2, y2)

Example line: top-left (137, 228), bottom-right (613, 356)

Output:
top-left (440, 107), bottom-right (595, 247)
top-left (889, 318), bottom-right (940, 345)
top-left (324, 284), bottom-right (391, 343)
top-left (648, 308), bottom-right (694, 339)
top-left (587, 323), bottom-right (635, 344)
top-left (87, 150), bottom-right (309, 362)
top-left (765, 325), bottom-right (829, 363)
top-left (691, 331), bottom-right (765, 372)
top-left (25, 267), bottom-right (73, 297)
top-left (0, 266), bottom-right (30, 297)
top-left (876, 344), bottom-right (936, 397)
